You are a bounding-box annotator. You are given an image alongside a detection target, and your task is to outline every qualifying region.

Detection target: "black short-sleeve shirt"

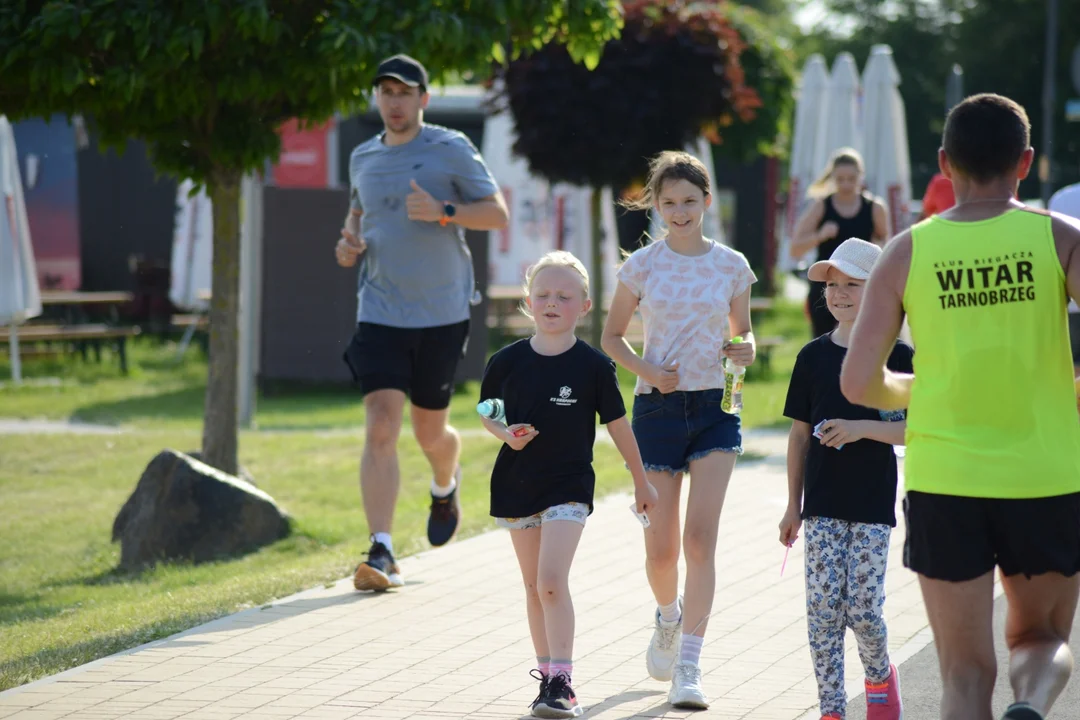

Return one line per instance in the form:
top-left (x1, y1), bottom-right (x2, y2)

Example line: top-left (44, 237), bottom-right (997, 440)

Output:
top-left (783, 334), bottom-right (915, 526)
top-left (479, 339), bottom-right (626, 518)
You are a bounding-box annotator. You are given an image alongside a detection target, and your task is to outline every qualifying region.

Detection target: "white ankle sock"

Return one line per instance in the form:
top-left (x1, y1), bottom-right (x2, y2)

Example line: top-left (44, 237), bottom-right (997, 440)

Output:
top-left (430, 476), bottom-right (457, 498)
top-left (373, 532), bottom-right (393, 554)
top-left (680, 634), bottom-right (703, 666)
top-left (659, 598), bottom-right (681, 624)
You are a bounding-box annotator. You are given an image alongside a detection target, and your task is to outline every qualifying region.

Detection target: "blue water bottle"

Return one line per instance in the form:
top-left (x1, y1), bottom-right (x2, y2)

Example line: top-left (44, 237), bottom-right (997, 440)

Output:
top-left (477, 398), bottom-right (506, 424)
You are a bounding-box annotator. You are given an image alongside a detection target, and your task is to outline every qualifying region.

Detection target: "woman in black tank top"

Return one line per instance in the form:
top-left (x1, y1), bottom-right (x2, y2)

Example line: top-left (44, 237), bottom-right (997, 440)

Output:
top-left (791, 148), bottom-right (890, 337)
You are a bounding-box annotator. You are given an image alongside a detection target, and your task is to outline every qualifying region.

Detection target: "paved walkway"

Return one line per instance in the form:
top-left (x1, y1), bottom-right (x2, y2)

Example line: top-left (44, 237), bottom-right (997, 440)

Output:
top-left (1, 438), bottom-right (946, 720)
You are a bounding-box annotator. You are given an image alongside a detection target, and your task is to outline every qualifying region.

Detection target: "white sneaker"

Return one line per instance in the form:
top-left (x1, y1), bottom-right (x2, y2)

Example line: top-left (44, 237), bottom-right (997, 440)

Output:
top-left (668, 662), bottom-right (709, 709)
top-left (646, 597), bottom-right (682, 681)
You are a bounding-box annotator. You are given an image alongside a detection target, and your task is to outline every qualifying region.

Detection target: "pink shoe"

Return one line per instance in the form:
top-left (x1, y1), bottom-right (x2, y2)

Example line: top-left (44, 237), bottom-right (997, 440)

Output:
top-left (821, 714), bottom-right (843, 719)
top-left (865, 664), bottom-right (903, 719)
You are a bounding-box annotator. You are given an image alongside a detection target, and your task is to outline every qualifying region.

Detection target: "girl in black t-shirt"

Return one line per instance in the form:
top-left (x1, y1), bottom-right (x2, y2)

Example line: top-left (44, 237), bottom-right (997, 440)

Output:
top-left (479, 251), bottom-right (657, 719)
top-left (779, 239), bottom-right (909, 720)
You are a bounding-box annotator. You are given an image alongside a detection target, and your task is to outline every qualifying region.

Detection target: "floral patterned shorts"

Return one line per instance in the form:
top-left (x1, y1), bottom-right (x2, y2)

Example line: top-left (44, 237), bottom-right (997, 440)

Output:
top-left (495, 502), bottom-right (589, 530)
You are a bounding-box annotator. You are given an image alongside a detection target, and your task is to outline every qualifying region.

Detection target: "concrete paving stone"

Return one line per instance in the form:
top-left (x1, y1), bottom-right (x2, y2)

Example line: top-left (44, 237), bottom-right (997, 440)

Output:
top-left (0, 445), bottom-right (943, 719)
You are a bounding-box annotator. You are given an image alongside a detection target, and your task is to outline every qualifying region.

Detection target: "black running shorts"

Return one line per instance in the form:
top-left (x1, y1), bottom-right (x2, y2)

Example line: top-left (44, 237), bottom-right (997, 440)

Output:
top-left (342, 320), bottom-right (469, 410)
top-left (903, 490), bottom-right (1080, 582)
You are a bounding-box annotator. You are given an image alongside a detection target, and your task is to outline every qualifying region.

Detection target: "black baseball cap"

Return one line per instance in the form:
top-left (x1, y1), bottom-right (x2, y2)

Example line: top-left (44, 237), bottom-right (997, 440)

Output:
top-left (373, 54), bottom-right (429, 90)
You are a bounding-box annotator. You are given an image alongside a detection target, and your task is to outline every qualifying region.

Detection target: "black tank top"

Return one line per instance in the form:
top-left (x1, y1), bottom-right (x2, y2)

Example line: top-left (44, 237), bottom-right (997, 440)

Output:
top-left (815, 193), bottom-right (875, 261)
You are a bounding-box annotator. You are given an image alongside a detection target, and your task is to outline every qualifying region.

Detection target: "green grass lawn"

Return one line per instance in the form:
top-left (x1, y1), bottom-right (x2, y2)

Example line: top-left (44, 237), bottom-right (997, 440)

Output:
top-left (0, 299), bottom-right (806, 691)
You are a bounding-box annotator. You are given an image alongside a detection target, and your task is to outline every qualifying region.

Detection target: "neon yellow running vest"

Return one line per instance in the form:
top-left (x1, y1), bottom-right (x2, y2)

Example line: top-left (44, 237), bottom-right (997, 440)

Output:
top-left (903, 209), bottom-right (1080, 498)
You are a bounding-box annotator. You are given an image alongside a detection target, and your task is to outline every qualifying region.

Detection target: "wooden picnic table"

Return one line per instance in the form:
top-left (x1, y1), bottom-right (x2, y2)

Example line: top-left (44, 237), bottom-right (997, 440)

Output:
top-left (38, 290), bottom-right (134, 326)
top-left (40, 291), bottom-right (134, 306)
top-left (0, 323), bottom-right (141, 373)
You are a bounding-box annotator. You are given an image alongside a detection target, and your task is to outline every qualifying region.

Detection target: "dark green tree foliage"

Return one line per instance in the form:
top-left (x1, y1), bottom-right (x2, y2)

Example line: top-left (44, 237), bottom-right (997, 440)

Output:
top-left (494, 0), bottom-right (772, 191)
top-left (493, 0), bottom-right (793, 345)
top-left (716, 4), bottom-right (796, 162)
top-left (0, 0), bottom-right (623, 475)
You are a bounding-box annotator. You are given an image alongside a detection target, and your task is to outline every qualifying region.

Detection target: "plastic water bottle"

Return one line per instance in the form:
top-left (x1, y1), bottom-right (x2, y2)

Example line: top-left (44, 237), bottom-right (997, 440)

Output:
top-left (478, 398), bottom-right (533, 438)
top-left (477, 398), bottom-right (506, 424)
top-left (721, 336), bottom-right (745, 415)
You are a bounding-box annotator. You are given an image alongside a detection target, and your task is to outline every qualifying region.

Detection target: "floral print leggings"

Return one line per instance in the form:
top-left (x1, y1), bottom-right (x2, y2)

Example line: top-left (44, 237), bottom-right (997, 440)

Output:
top-left (804, 516), bottom-right (892, 717)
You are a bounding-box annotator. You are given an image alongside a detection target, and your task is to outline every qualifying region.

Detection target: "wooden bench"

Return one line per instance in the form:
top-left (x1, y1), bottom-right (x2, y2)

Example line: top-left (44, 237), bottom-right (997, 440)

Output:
top-left (172, 314), bottom-right (208, 330)
top-left (170, 313), bottom-right (210, 358)
top-left (0, 324), bottom-right (141, 373)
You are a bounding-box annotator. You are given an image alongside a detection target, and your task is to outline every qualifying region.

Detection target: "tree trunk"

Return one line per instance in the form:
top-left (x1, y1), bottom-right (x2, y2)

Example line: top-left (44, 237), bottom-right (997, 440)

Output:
top-left (590, 187), bottom-right (604, 350)
top-left (201, 172), bottom-right (241, 476)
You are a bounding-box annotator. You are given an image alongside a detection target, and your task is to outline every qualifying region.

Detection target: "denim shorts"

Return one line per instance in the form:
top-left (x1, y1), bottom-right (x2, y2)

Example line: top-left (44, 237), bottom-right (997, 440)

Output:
top-left (631, 388), bottom-right (742, 474)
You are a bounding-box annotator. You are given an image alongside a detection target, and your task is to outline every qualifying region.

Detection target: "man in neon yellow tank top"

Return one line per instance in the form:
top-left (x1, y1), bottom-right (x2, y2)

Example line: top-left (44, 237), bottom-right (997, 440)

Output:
top-left (841, 93), bottom-right (1080, 720)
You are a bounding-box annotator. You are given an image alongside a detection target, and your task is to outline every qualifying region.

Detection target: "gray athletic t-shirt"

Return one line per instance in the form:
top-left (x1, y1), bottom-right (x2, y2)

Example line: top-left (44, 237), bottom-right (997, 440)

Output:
top-left (349, 124), bottom-right (499, 328)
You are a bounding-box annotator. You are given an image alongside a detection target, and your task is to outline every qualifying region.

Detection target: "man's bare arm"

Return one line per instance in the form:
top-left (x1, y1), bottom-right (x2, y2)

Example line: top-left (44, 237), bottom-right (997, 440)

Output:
top-left (344, 207), bottom-right (362, 237)
top-left (840, 231), bottom-right (913, 410)
top-left (448, 192), bottom-right (509, 231)
top-left (336, 208), bottom-right (366, 268)
top-left (1053, 213), bottom-right (1080, 310)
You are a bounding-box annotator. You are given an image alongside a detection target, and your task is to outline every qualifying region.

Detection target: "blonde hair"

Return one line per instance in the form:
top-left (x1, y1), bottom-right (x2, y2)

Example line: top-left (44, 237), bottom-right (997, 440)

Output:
top-left (520, 251), bottom-right (591, 319)
top-left (620, 151), bottom-right (711, 213)
top-left (807, 147), bottom-right (864, 199)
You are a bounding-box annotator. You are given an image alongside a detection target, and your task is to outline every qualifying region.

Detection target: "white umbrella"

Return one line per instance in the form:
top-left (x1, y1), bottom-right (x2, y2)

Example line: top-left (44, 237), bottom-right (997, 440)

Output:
top-left (861, 45), bottom-right (913, 237)
top-left (814, 52), bottom-right (862, 177)
top-left (0, 116), bottom-right (42, 384)
top-left (169, 178), bottom-right (213, 312)
top-left (781, 54), bottom-right (829, 272)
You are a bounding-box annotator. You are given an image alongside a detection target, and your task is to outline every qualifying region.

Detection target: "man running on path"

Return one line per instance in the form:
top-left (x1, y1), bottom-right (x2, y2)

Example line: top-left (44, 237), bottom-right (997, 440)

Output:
top-left (336, 54), bottom-right (509, 592)
top-left (841, 94), bottom-right (1080, 720)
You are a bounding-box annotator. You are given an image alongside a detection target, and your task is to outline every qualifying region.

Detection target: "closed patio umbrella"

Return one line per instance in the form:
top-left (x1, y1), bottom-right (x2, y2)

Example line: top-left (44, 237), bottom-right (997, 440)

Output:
top-left (0, 116), bottom-right (42, 384)
top-left (781, 54), bottom-right (829, 272)
top-left (862, 45), bottom-right (913, 236)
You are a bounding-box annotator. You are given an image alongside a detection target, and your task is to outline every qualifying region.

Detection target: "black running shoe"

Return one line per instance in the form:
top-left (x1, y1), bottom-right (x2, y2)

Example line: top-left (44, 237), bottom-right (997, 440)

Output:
top-left (533, 673), bottom-right (582, 718)
top-left (353, 539), bottom-right (403, 592)
top-left (1002, 703), bottom-right (1044, 720)
top-left (529, 669), bottom-right (550, 716)
top-left (427, 469), bottom-right (461, 547)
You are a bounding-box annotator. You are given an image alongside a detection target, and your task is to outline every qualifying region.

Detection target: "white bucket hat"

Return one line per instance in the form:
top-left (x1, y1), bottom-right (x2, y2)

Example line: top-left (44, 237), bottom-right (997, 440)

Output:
top-left (807, 238), bottom-right (882, 282)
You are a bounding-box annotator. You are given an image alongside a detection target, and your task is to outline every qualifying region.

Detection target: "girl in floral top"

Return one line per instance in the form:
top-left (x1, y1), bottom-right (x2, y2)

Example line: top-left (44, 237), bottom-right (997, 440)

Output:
top-left (602, 151), bottom-right (757, 710)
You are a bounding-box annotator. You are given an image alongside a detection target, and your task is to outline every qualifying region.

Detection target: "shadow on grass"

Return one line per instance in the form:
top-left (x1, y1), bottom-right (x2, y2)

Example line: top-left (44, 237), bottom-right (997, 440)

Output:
top-left (0, 593), bottom-right (68, 628)
top-left (69, 386), bottom-right (206, 426)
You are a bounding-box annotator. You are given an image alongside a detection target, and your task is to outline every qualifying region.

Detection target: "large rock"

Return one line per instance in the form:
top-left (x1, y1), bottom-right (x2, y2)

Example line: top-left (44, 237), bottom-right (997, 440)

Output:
top-left (112, 450), bottom-right (291, 571)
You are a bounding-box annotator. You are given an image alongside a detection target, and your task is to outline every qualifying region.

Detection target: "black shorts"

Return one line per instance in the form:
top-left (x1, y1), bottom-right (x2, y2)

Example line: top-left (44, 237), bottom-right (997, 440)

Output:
top-left (903, 490), bottom-right (1080, 582)
top-left (342, 320), bottom-right (469, 410)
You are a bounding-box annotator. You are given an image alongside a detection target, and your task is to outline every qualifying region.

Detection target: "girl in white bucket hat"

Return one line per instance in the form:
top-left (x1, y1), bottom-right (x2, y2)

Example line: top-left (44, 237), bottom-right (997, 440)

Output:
top-left (779, 237), bottom-right (912, 720)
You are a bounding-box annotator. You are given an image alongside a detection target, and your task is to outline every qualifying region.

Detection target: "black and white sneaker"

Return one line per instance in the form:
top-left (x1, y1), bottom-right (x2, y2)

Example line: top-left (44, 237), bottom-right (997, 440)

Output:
top-left (353, 539), bottom-right (403, 592)
top-left (533, 673), bottom-right (582, 718)
top-left (427, 467), bottom-right (462, 547)
top-left (528, 669), bottom-right (549, 716)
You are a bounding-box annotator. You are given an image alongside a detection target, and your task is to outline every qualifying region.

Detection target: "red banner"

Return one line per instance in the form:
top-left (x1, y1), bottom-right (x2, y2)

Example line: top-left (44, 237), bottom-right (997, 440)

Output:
top-left (273, 119), bottom-right (332, 189)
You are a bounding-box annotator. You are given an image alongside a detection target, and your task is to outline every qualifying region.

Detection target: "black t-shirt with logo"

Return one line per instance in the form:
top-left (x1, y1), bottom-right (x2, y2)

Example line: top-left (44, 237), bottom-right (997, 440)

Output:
top-left (783, 334), bottom-right (914, 527)
top-left (480, 338), bottom-right (627, 519)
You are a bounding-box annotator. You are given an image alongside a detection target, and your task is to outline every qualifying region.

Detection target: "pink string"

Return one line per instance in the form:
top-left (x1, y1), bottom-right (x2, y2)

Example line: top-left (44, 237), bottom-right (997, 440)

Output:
top-left (781, 543), bottom-right (792, 577)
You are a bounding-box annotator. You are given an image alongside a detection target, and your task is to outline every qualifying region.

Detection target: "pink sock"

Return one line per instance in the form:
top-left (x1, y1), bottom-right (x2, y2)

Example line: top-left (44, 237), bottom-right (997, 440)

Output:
top-left (549, 660), bottom-right (572, 682)
top-left (537, 657), bottom-right (550, 677)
